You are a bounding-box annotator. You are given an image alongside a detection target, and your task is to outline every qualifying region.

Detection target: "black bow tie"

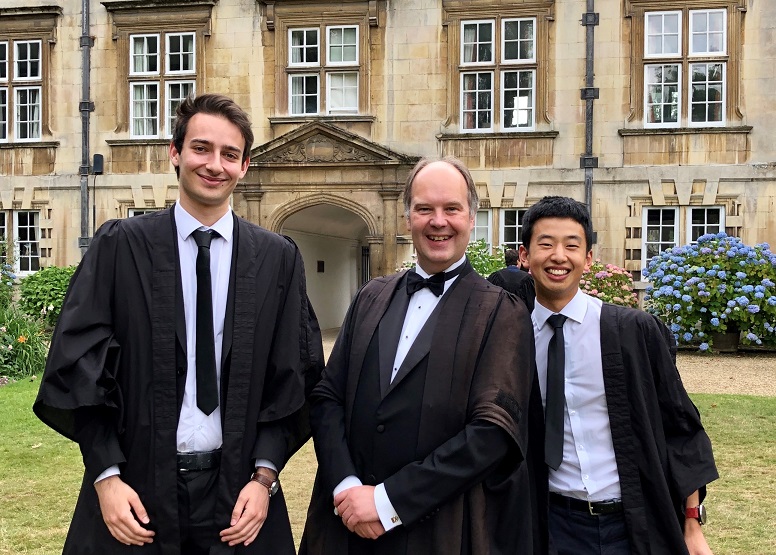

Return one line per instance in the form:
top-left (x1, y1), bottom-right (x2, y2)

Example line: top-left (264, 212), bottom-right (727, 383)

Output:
top-left (406, 266), bottom-right (463, 297)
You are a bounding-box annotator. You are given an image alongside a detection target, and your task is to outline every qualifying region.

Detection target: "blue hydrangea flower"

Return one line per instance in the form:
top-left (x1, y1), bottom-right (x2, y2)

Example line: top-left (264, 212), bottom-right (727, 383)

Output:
top-left (699, 342), bottom-right (709, 351)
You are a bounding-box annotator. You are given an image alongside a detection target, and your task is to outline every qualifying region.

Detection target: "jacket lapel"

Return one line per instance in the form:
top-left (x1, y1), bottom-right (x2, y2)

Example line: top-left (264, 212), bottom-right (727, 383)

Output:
top-left (377, 274), bottom-right (411, 397)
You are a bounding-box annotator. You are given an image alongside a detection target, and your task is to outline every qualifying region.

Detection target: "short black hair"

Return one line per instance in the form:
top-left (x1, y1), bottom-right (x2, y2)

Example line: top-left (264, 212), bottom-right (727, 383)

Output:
top-left (171, 93), bottom-right (254, 178)
top-left (521, 196), bottom-right (593, 251)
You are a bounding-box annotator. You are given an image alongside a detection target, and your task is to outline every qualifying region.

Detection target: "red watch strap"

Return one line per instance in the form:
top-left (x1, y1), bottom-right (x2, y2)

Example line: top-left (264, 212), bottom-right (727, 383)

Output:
top-left (685, 506), bottom-right (701, 519)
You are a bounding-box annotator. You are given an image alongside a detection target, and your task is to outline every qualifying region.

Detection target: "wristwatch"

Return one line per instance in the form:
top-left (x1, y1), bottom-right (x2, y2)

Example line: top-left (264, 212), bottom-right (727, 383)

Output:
top-left (251, 470), bottom-right (280, 497)
top-left (685, 504), bottom-right (707, 525)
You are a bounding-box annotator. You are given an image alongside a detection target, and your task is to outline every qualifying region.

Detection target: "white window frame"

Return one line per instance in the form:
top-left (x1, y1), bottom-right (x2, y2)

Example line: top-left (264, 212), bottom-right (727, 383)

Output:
top-left (289, 73), bottom-right (320, 116)
top-left (0, 41), bottom-right (7, 82)
top-left (644, 63), bottom-right (681, 129)
top-left (165, 80), bottom-right (195, 138)
top-left (326, 72), bottom-right (358, 115)
top-left (501, 18), bottom-right (536, 64)
top-left (326, 25), bottom-right (358, 66)
top-left (688, 62), bottom-right (725, 127)
top-left (501, 69), bottom-right (535, 130)
top-left (13, 40), bottom-right (41, 82)
top-left (642, 207), bottom-right (679, 269)
top-left (470, 209), bottom-right (492, 247)
top-left (461, 20), bottom-right (495, 66)
top-left (0, 211), bottom-right (6, 242)
top-left (499, 208), bottom-right (527, 249)
top-left (130, 82), bottom-right (159, 138)
top-left (14, 86), bottom-right (41, 142)
top-left (129, 34), bottom-right (160, 76)
top-left (288, 28), bottom-right (320, 68)
top-left (165, 32), bottom-right (196, 75)
top-left (13, 209), bottom-right (40, 275)
top-left (644, 11), bottom-right (681, 58)
top-left (689, 9), bottom-right (727, 56)
top-left (687, 206), bottom-right (725, 243)
top-left (128, 208), bottom-right (160, 217)
top-left (460, 71), bottom-right (493, 133)
top-left (0, 87), bottom-right (7, 142)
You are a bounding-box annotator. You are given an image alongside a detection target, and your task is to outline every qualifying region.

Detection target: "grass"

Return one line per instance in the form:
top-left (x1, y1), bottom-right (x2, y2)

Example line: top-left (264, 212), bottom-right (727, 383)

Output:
top-left (2, 382), bottom-right (775, 553)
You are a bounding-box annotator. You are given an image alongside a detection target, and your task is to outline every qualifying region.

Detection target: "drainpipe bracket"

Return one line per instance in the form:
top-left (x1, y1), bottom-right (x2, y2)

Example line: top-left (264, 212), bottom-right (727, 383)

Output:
top-left (79, 101), bottom-right (95, 112)
top-left (80, 35), bottom-right (95, 47)
top-left (580, 156), bottom-right (599, 169)
top-left (78, 237), bottom-right (91, 249)
top-left (580, 88), bottom-right (600, 100)
top-left (582, 13), bottom-right (599, 26)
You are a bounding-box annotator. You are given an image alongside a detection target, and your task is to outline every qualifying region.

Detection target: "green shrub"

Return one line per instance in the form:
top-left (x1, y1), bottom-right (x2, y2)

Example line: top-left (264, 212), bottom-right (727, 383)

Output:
top-left (18, 266), bottom-right (76, 329)
top-left (0, 306), bottom-right (48, 380)
top-left (0, 239), bottom-right (15, 311)
top-left (580, 260), bottom-right (639, 308)
top-left (466, 240), bottom-right (505, 277)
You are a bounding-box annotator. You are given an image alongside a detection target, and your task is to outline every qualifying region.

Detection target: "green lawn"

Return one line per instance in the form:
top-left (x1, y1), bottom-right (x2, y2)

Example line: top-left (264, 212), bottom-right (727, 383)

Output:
top-left (2, 380), bottom-right (775, 554)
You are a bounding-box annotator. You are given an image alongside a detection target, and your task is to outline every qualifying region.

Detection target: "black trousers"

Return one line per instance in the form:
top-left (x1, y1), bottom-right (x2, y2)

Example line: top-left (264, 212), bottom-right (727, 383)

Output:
top-left (177, 468), bottom-right (220, 554)
top-left (549, 502), bottom-right (631, 555)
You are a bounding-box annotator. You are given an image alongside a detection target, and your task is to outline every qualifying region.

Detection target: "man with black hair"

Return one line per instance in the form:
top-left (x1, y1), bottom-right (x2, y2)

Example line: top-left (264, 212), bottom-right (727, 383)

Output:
top-left (35, 94), bottom-right (324, 554)
top-left (487, 248), bottom-right (535, 311)
top-left (518, 195), bottom-right (717, 555)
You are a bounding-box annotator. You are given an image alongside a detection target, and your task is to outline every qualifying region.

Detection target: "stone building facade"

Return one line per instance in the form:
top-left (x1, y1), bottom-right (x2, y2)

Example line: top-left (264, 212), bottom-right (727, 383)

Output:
top-left (1, 0), bottom-right (775, 327)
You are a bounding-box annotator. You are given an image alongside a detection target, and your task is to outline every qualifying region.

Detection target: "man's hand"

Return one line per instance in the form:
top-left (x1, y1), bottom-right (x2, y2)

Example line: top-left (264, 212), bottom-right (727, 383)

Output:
top-left (334, 485), bottom-right (381, 532)
top-left (684, 518), bottom-right (713, 555)
top-left (219, 480), bottom-right (269, 547)
top-left (353, 521), bottom-right (386, 540)
top-left (94, 475), bottom-right (155, 546)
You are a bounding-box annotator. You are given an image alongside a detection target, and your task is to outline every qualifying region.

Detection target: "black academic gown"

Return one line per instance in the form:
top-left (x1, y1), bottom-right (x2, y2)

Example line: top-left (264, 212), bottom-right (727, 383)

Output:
top-left (301, 264), bottom-right (549, 555)
top-left (486, 267), bottom-right (535, 312)
top-left (595, 304), bottom-right (718, 555)
top-left (34, 207), bottom-right (324, 555)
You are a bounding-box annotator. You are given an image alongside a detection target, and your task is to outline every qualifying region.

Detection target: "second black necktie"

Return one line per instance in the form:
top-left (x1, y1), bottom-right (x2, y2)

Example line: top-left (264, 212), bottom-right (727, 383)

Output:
top-left (192, 229), bottom-right (219, 415)
top-left (545, 313), bottom-right (568, 470)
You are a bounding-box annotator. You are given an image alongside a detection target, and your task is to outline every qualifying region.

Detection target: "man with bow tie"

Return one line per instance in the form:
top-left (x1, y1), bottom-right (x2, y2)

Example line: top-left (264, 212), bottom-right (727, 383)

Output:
top-left (301, 157), bottom-right (547, 555)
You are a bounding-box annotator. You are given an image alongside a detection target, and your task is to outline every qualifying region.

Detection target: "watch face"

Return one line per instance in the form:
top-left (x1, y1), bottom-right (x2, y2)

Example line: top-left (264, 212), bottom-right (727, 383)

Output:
top-left (699, 504), bottom-right (707, 525)
top-left (269, 480), bottom-right (279, 496)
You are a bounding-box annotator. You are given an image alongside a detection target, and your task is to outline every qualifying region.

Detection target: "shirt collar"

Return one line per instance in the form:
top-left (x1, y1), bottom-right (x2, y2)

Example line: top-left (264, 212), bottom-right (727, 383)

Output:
top-left (175, 202), bottom-right (234, 244)
top-left (415, 254), bottom-right (466, 279)
top-left (533, 289), bottom-right (589, 330)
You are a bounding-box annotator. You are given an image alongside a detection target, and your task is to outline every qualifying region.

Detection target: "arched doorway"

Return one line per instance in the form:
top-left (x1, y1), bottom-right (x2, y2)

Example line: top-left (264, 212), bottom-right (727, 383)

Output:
top-left (281, 204), bottom-right (370, 330)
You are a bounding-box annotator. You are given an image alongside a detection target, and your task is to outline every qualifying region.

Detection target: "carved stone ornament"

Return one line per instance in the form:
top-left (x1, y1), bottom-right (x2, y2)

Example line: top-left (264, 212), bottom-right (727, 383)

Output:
top-left (265, 134), bottom-right (380, 163)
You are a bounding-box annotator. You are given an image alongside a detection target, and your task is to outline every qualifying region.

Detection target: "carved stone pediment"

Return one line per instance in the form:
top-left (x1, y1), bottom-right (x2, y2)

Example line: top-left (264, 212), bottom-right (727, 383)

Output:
top-left (251, 121), bottom-right (416, 166)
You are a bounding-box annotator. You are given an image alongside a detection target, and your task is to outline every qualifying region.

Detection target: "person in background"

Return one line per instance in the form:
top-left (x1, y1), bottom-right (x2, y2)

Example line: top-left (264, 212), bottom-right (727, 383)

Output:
top-left (34, 93), bottom-right (324, 554)
top-left (301, 156), bottom-right (547, 554)
top-left (519, 195), bottom-right (717, 555)
top-left (487, 247), bottom-right (535, 311)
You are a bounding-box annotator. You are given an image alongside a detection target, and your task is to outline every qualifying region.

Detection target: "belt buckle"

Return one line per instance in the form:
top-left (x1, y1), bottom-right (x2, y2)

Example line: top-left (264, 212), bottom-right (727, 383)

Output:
top-left (587, 500), bottom-right (600, 516)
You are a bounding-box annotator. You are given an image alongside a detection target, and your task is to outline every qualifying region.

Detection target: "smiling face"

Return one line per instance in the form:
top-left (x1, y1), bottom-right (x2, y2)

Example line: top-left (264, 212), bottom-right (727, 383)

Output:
top-left (169, 112), bottom-right (249, 224)
top-left (406, 161), bottom-right (475, 275)
top-left (519, 217), bottom-right (593, 312)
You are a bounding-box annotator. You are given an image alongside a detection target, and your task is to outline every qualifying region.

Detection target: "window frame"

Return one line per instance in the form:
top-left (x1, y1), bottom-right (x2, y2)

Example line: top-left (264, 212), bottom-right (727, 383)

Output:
top-left (0, 87), bottom-right (7, 142)
top-left (501, 68), bottom-right (536, 131)
top-left (499, 208), bottom-right (528, 250)
top-left (644, 11), bottom-right (682, 58)
top-left (326, 71), bottom-right (359, 115)
top-left (688, 61), bottom-right (725, 127)
top-left (129, 81), bottom-right (160, 139)
top-left (165, 80), bottom-right (195, 139)
top-left (14, 85), bottom-right (41, 142)
top-left (288, 27), bottom-right (320, 68)
top-left (289, 73), bottom-right (320, 116)
top-left (461, 20), bottom-right (495, 66)
top-left (12, 39), bottom-right (41, 82)
top-left (641, 206), bottom-right (680, 269)
top-left (689, 9), bottom-right (727, 57)
top-left (129, 34), bottom-right (160, 77)
top-left (326, 25), bottom-right (359, 67)
top-left (470, 209), bottom-right (492, 247)
top-left (644, 63), bottom-right (681, 129)
top-left (686, 206), bottom-right (725, 243)
top-left (460, 71), bottom-right (494, 133)
top-left (165, 32), bottom-right (196, 76)
top-left (0, 41), bottom-right (7, 82)
top-left (13, 209), bottom-right (40, 275)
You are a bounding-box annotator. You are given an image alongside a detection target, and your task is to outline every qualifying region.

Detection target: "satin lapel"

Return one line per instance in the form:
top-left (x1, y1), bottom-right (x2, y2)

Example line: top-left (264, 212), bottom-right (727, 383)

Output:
top-left (377, 274), bottom-right (411, 397)
top-left (220, 213), bottom-right (238, 372)
top-left (344, 274), bottom-right (402, 429)
top-left (151, 208), bottom-right (182, 544)
top-left (386, 262), bottom-right (474, 396)
top-left (171, 211), bottom-right (186, 358)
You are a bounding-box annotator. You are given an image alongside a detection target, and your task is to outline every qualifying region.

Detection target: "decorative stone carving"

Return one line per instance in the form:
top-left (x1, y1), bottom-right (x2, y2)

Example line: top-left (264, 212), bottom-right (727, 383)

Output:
top-left (265, 134), bottom-right (381, 163)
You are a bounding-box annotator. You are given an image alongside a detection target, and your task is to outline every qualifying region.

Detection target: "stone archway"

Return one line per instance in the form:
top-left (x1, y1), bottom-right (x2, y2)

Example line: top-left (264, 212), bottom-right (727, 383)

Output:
top-left (273, 198), bottom-right (373, 330)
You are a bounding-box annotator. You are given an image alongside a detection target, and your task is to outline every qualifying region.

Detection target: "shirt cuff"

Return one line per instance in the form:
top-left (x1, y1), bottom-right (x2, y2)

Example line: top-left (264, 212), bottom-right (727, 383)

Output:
top-left (254, 459), bottom-right (278, 474)
top-left (94, 464), bottom-right (120, 484)
top-left (333, 475), bottom-right (363, 498)
top-left (374, 483), bottom-right (402, 531)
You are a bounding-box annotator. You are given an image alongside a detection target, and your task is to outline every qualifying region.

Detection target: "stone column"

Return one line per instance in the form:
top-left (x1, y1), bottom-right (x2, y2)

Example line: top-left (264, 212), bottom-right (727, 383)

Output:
top-left (366, 235), bottom-right (384, 279)
top-left (241, 189), bottom-right (264, 225)
top-left (379, 190), bottom-right (401, 276)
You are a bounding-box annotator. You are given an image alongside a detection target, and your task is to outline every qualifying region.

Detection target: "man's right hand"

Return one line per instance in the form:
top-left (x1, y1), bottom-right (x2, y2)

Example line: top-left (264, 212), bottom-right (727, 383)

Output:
top-left (94, 475), bottom-right (155, 546)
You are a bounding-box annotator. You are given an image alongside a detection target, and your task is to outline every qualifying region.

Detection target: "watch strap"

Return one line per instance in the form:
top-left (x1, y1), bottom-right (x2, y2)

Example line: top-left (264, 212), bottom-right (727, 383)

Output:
top-left (251, 470), bottom-right (278, 496)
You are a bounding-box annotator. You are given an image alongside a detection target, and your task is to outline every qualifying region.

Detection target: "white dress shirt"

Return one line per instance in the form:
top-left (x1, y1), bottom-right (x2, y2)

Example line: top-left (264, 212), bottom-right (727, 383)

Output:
top-left (334, 255), bottom-right (465, 531)
top-left (532, 289), bottom-right (621, 501)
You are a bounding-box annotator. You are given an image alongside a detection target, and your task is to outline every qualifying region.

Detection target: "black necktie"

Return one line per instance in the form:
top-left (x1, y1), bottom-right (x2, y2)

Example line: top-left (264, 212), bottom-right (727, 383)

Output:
top-left (192, 229), bottom-right (219, 415)
top-left (406, 265), bottom-right (463, 297)
top-left (545, 313), bottom-right (568, 470)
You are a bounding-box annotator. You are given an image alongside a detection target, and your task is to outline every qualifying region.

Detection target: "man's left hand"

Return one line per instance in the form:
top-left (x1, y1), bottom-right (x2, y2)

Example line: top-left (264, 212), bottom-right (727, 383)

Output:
top-left (334, 485), bottom-right (380, 530)
top-left (219, 481), bottom-right (269, 547)
top-left (684, 519), bottom-right (713, 555)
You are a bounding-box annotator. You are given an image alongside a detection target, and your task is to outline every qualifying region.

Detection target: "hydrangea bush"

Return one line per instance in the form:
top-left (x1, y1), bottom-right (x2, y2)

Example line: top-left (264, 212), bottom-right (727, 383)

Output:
top-left (642, 233), bottom-right (776, 351)
top-left (580, 260), bottom-right (639, 308)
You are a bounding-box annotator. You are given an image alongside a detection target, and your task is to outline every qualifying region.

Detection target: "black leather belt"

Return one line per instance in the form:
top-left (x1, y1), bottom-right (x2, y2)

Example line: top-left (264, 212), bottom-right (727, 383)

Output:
top-left (550, 492), bottom-right (623, 516)
top-left (177, 449), bottom-right (221, 472)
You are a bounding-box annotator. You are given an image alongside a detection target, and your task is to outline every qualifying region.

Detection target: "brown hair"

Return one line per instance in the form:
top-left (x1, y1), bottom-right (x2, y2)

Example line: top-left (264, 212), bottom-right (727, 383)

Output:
top-left (171, 93), bottom-right (254, 177)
